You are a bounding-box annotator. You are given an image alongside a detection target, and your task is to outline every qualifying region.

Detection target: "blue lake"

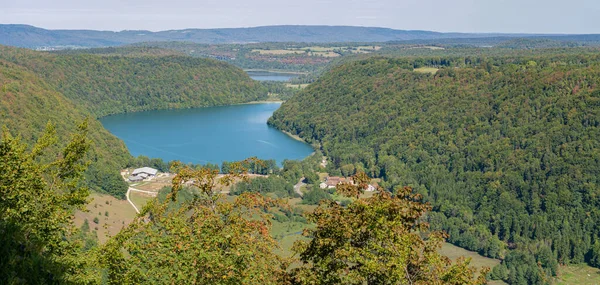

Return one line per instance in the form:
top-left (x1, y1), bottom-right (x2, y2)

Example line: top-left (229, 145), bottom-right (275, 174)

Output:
top-left (246, 71), bottom-right (299, 82)
top-left (100, 103), bottom-right (313, 165)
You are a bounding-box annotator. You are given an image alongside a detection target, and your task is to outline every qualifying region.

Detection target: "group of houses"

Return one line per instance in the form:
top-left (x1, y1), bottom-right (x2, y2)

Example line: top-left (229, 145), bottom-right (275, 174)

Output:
top-left (128, 167), bottom-right (159, 182)
top-left (319, 176), bottom-right (378, 192)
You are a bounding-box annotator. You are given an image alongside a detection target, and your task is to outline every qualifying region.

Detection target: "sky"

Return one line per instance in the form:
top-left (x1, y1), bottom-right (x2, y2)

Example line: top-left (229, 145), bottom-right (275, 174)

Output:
top-left (1, 0), bottom-right (598, 34)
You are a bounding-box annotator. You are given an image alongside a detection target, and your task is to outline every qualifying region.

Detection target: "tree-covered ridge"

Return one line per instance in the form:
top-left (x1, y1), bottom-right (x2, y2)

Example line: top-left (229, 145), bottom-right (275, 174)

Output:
top-left (0, 60), bottom-right (130, 197)
top-left (0, 45), bottom-right (267, 117)
top-left (269, 55), bottom-right (600, 283)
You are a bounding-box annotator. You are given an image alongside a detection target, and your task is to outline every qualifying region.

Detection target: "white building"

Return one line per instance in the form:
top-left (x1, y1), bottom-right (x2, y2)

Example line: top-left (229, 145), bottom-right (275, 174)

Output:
top-left (129, 167), bottom-right (159, 182)
top-left (132, 167), bottom-right (158, 177)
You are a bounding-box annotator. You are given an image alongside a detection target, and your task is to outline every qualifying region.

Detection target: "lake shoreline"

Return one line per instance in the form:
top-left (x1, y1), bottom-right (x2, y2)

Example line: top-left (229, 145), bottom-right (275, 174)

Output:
top-left (97, 100), bottom-right (284, 119)
top-left (101, 103), bottom-right (314, 165)
top-left (280, 129), bottom-right (306, 143)
top-left (244, 69), bottom-right (308, 75)
top-left (239, 100), bottom-right (284, 105)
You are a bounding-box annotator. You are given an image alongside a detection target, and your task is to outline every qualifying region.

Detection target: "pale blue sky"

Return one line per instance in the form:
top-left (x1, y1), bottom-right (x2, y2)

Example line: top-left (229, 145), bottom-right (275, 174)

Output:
top-left (0, 0), bottom-right (598, 34)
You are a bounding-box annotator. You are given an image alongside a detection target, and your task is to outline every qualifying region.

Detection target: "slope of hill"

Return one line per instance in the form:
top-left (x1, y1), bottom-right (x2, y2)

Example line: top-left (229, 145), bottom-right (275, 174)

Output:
top-left (0, 60), bottom-right (131, 197)
top-left (0, 24), bottom-right (553, 48)
top-left (268, 56), bottom-right (600, 283)
top-left (0, 46), bottom-right (266, 118)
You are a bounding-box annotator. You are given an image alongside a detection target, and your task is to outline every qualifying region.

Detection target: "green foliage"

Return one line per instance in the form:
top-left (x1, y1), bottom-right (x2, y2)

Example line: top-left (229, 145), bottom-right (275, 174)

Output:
top-left (590, 241), bottom-right (600, 268)
top-left (301, 186), bottom-right (331, 205)
top-left (303, 171), bottom-right (320, 184)
top-left (231, 176), bottom-right (296, 198)
top-left (0, 58), bottom-right (130, 197)
top-left (292, 183), bottom-right (488, 284)
top-left (0, 122), bottom-right (99, 284)
top-left (269, 55), bottom-right (600, 281)
top-left (223, 158), bottom-right (278, 175)
top-left (280, 154), bottom-right (323, 184)
top-left (101, 162), bottom-right (291, 284)
top-left (261, 81), bottom-right (302, 100)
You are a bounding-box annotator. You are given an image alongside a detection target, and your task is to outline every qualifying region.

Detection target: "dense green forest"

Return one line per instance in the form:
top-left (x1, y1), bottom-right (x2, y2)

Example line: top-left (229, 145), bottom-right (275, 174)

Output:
top-left (0, 45), bottom-right (267, 118)
top-left (0, 45), bottom-right (268, 197)
top-left (0, 60), bottom-right (130, 197)
top-left (269, 55), bottom-right (600, 284)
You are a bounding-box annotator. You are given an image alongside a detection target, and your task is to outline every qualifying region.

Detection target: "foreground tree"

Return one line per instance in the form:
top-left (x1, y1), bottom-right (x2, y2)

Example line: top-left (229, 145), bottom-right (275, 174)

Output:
top-left (291, 172), bottom-right (489, 285)
top-left (0, 121), bottom-right (98, 284)
top-left (102, 159), bottom-right (291, 284)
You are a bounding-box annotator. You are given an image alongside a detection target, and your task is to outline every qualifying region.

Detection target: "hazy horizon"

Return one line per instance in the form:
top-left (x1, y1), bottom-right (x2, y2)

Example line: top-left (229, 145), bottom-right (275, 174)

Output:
top-left (1, 0), bottom-right (598, 34)
top-left (0, 23), bottom-right (594, 35)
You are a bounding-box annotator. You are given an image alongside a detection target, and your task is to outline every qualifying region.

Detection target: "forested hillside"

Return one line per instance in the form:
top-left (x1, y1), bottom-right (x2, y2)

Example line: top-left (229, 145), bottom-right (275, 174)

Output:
top-left (0, 60), bottom-right (130, 197)
top-left (269, 56), bottom-right (600, 284)
top-left (0, 46), bottom-right (266, 117)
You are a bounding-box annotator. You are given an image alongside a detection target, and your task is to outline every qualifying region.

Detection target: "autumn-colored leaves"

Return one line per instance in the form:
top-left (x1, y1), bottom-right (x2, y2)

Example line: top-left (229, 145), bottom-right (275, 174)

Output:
top-left (291, 174), bottom-right (488, 284)
top-left (104, 165), bottom-right (487, 284)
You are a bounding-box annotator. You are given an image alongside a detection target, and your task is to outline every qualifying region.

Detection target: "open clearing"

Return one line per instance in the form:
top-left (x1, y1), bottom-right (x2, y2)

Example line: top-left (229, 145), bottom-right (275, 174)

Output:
top-left (73, 193), bottom-right (137, 243)
top-left (440, 243), bottom-right (501, 269)
top-left (555, 264), bottom-right (600, 284)
top-left (129, 191), bottom-right (155, 210)
top-left (440, 243), bottom-right (505, 284)
top-left (285, 83), bottom-right (309, 89)
top-left (414, 67), bottom-right (440, 74)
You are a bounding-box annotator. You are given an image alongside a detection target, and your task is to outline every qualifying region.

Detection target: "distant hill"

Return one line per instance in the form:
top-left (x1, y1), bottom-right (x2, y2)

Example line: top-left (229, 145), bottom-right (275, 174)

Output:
top-left (268, 55), bottom-right (600, 282)
top-left (0, 24), bottom-right (574, 48)
top-left (0, 46), bottom-right (266, 118)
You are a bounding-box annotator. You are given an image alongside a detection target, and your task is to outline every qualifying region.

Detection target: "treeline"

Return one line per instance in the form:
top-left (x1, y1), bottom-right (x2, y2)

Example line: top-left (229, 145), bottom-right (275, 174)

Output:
top-left (269, 55), bottom-right (600, 284)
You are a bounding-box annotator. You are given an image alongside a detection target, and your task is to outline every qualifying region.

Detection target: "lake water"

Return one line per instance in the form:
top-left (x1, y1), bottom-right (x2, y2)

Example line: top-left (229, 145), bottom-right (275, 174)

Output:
top-left (100, 103), bottom-right (313, 165)
top-left (246, 71), bottom-right (299, 82)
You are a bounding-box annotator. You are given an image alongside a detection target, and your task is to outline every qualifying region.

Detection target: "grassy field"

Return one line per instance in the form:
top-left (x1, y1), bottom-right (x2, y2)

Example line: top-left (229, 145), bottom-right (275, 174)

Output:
top-left (73, 193), bottom-right (137, 243)
top-left (440, 243), bottom-right (504, 284)
top-left (440, 243), bottom-right (501, 269)
top-left (554, 264), bottom-right (600, 284)
top-left (285, 83), bottom-right (310, 89)
top-left (271, 216), bottom-right (311, 258)
top-left (308, 51), bottom-right (340, 57)
top-left (414, 67), bottom-right (440, 74)
top-left (129, 192), bottom-right (155, 210)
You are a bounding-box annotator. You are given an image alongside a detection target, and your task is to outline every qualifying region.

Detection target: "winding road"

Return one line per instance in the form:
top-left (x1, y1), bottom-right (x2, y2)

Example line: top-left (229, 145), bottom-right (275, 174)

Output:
top-left (126, 186), bottom-right (158, 214)
top-left (294, 177), bottom-right (306, 197)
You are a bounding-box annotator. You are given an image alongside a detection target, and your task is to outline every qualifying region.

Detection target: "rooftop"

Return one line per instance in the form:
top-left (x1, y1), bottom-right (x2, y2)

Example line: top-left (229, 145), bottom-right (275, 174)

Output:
top-left (132, 167), bottom-right (158, 176)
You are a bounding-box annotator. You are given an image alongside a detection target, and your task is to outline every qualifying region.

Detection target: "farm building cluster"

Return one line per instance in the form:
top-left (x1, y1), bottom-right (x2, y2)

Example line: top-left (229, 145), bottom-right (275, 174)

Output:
top-left (128, 167), bottom-right (159, 182)
top-left (320, 176), bottom-right (377, 191)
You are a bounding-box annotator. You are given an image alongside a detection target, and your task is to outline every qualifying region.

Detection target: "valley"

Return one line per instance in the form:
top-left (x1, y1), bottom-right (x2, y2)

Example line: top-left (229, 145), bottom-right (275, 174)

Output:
top-left (2, 20), bottom-right (600, 284)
